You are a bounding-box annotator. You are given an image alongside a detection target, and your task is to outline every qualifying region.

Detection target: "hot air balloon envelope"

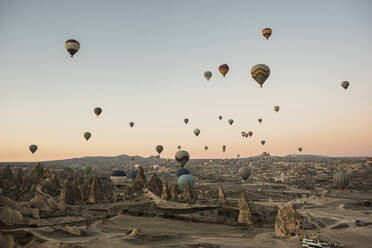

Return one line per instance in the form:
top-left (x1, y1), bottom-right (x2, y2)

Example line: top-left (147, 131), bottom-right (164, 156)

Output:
top-left (65, 39), bottom-right (80, 57)
top-left (204, 71), bottom-right (212, 81)
top-left (177, 174), bottom-right (194, 191)
top-left (219, 64), bottom-right (229, 77)
top-left (262, 28), bottom-right (272, 40)
top-left (251, 64), bottom-right (270, 87)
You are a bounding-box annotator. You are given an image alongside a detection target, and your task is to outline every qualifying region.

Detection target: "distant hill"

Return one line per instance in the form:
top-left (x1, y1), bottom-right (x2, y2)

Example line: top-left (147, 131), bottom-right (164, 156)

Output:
top-left (284, 154), bottom-right (331, 159)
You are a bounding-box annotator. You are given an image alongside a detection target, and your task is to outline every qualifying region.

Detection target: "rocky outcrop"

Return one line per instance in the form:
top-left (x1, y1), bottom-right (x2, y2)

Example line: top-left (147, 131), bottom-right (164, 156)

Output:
top-left (218, 184), bottom-right (226, 205)
top-left (0, 233), bottom-right (15, 248)
top-left (29, 195), bottom-right (60, 213)
top-left (42, 175), bottom-right (61, 196)
top-left (161, 182), bottom-right (170, 200)
top-left (0, 196), bottom-right (39, 219)
top-left (148, 172), bottom-right (163, 196)
top-left (130, 167), bottom-right (147, 195)
top-left (0, 207), bottom-right (25, 226)
top-left (275, 202), bottom-right (305, 238)
top-left (170, 184), bottom-right (180, 202)
top-left (89, 176), bottom-right (104, 204)
top-left (180, 181), bottom-right (193, 203)
top-left (238, 192), bottom-right (253, 225)
top-left (60, 177), bottom-right (75, 205)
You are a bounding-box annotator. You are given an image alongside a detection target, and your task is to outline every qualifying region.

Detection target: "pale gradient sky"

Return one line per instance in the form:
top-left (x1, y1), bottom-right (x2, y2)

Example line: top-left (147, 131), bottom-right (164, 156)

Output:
top-left (1, 0), bottom-right (371, 162)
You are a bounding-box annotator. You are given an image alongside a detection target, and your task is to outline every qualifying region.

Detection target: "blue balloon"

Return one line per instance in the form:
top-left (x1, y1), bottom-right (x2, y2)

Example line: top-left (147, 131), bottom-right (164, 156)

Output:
top-left (177, 174), bottom-right (194, 191)
top-left (129, 170), bottom-right (138, 179)
top-left (176, 168), bottom-right (190, 177)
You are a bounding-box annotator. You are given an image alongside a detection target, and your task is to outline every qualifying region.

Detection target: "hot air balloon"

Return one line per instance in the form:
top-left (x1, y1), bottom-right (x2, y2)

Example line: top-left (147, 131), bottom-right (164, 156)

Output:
top-left (251, 64), bottom-right (270, 88)
top-left (333, 172), bottom-right (350, 190)
top-left (258, 118), bottom-right (263, 123)
top-left (204, 146), bottom-right (208, 151)
top-left (178, 145), bottom-right (181, 150)
top-left (82, 165), bottom-right (92, 175)
top-left (218, 115), bottom-right (223, 120)
top-left (245, 133), bottom-right (249, 138)
top-left (177, 174), bottom-right (194, 191)
top-left (156, 145), bottom-right (163, 154)
top-left (248, 131), bottom-right (253, 137)
top-left (184, 118), bottom-right (189, 124)
top-left (298, 147), bottom-right (303, 152)
top-left (111, 170), bottom-right (127, 186)
top-left (241, 131), bottom-right (247, 138)
top-left (219, 64), bottom-right (229, 77)
top-left (204, 71), bottom-right (212, 81)
top-left (262, 28), bottom-right (272, 40)
top-left (341, 81), bottom-right (349, 90)
top-left (228, 119), bottom-right (234, 125)
top-left (274, 106), bottom-right (280, 112)
top-left (129, 170), bottom-right (138, 179)
top-left (176, 168), bottom-right (190, 177)
top-left (222, 145), bottom-right (226, 152)
top-left (239, 166), bottom-right (251, 180)
top-left (84, 132), bottom-right (91, 141)
top-left (194, 128), bottom-right (200, 137)
top-left (29, 144), bottom-right (38, 154)
top-left (261, 140), bottom-right (265, 145)
top-left (65, 39), bottom-right (80, 57)
top-left (129, 122), bottom-right (135, 128)
top-left (175, 150), bottom-right (190, 168)
top-left (94, 107), bottom-right (102, 117)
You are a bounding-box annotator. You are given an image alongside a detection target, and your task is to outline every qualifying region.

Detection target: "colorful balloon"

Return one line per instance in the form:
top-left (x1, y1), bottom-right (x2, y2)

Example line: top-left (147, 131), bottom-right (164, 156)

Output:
top-left (241, 131), bottom-right (247, 138)
top-left (94, 107), bottom-right (102, 117)
top-left (258, 118), bottom-right (263, 123)
top-left (228, 119), bottom-right (234, 125)
top-left (248, 131), bottom-right (253, 137)
top-left (65, 39), bottom-right (80, 57)
top-left (219, 64), bottom-right (229, 77)
top-left (251, 64), bottom-right (270, 88)
top-left (177, 174), bottom-right (194, 191)
top-left (262, 28), bottom-right (272, 40)
top-left (184, 118), bottom-right (189, 124)
top-left (333, 172), bottom-right (350, 190)
top-left (84, 132), bottom-right (91, 141)
top-left (341, 81), bottom-right (349, 90)
top-left (239, 166), bottom-right (251, 180)
top-left (218, 115), bottom-right (223, 120)
top-left (204, 71), bottom-right (212, 81)
top-left (29, 144), bottom-right (38, 154)
top-left (274, 106), bottom-right (280, 112)
top-left (194, 128), bottom-right (200, 137)
top-left (82, 165), bottom-right (92, 175)
top-left (129, 122), bottom-right (135, 128)
top-left (298, 147), bottom-right (303, 152)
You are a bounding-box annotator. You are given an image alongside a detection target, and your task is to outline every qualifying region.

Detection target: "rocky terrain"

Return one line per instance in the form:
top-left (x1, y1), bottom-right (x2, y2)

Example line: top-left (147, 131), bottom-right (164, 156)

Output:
top-left (1, 154), bottom-right (372, 248)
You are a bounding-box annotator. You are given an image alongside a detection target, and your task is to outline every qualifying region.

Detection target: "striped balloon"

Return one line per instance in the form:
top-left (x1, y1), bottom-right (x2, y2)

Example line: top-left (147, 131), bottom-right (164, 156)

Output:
top-left (251, 64), bottom-right (270, 87)
top-left (65, 39), bottom-right (80, 57)
top-left (219, 64), bottom-right (229, 77)
top-left (262, 28), bottom-right (272, 40)
top-left (333, 172), bottom-right (350, 190)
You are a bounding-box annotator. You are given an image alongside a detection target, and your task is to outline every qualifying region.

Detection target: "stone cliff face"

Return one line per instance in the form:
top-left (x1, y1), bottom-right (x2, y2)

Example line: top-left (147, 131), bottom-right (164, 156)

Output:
top-left (275, 202), bottom-right (305, 238)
